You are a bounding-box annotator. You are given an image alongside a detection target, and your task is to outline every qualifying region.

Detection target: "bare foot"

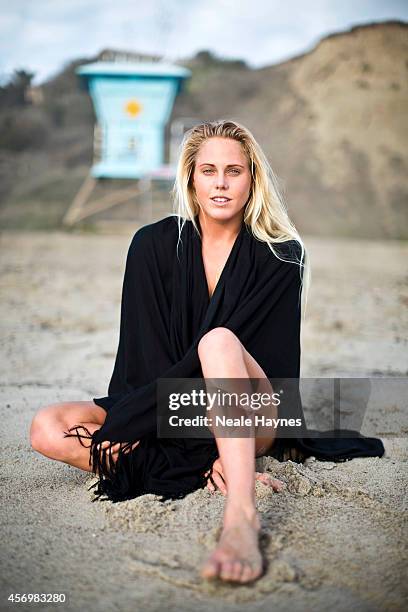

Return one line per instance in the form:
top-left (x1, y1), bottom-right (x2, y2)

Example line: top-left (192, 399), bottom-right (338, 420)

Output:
top-left (255, 472), bottom-right (285, 492)
top-left (201, 503), bottom-right (263, 584)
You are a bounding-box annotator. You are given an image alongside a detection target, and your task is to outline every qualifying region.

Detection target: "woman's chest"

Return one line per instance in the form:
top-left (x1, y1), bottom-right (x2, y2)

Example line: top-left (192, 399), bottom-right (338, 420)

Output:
top-left (201, 242), bottom-right (236, 298)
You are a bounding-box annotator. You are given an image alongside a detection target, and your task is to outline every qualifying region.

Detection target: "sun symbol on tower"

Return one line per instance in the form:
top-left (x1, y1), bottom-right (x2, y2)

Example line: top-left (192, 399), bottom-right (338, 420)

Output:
top-left (124, 100), bottom-right (142, 118)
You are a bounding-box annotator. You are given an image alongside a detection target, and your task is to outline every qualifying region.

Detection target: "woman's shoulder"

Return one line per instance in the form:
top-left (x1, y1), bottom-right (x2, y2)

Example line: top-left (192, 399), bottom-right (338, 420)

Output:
top-left (253, 235), bottom-right (304, 264)
top-left (274, 239), bottom-right (304, 261)
top-left (129, 215), bottom-right (180, 253)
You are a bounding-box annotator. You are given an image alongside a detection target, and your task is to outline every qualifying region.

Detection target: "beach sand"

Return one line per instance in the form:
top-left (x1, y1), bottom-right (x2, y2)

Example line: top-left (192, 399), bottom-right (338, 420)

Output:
top-left (1, 230), bottom-right (407, 611)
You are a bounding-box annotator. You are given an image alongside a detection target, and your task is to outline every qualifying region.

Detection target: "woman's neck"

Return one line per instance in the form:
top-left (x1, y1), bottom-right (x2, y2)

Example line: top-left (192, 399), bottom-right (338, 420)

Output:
top-left (197, 212), bottom-right (244, 244)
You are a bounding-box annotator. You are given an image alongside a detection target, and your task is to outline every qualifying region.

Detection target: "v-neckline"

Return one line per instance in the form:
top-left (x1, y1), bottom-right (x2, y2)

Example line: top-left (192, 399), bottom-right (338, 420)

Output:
top-left (196, 216), bottom-right (244, 303)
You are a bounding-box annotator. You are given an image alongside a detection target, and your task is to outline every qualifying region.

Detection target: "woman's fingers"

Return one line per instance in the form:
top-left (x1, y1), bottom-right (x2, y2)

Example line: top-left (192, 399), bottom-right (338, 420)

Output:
top-left (205, 470), bottom-right (227, 495)
top-left (213, 472), bottom-right (227, 495)
top-left (206, 478), bottom-right (215, 493)
top-left (205, 458), bottom-right (222, 493)
top-left (99, 441), bottom-right (120, 453)
top-left (100, 440), bottom-right (114, 450)
top-left (123, 441), bottom-right (140, 454)
top-left (98, 440), bottom-right (139, 456)
top-left (204, 469), bottom-right (215, 492)
top-left (205, 469), bottom-right (285, 495)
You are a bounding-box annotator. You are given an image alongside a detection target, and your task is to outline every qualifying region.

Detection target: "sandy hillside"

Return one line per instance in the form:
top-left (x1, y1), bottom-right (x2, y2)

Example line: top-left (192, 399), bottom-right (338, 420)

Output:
top-left (0, 229), bottom-right (407, 612)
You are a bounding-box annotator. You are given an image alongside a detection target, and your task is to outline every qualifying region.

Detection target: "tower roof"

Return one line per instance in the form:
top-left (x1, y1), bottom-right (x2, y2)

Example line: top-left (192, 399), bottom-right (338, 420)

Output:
top-left (76, 61), bottom-right (190, 79)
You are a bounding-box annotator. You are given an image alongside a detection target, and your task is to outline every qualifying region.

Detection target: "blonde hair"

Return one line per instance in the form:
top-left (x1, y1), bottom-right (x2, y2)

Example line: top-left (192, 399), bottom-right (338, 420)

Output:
top-left (170, 119), bottom-right (311, 321)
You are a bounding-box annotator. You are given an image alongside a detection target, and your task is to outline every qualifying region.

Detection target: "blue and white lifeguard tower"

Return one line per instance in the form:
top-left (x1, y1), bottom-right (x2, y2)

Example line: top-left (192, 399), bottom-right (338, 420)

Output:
top-left (63, 60), bottom-right (192, 226)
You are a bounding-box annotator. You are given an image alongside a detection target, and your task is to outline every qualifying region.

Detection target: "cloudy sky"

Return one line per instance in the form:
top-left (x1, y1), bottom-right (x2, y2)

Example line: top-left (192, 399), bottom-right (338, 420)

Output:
top-left (1, 0), bottom-right (407, 84)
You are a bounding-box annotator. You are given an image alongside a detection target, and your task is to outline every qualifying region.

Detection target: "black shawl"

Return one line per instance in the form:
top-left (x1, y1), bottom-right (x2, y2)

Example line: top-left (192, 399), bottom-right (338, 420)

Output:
top-left (64, 215), bottom-right (384, 502)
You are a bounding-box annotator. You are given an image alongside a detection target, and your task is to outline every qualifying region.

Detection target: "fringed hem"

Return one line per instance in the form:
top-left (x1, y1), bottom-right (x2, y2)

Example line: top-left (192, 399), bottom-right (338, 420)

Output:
top-left (63, 424), bottom-right (220, 504)
top-left (267, 436), bottom-right (356, 463)
top-left (266, 438), bottom-right (307, 464)
top-left (63, 424), bottom-right (141, 503)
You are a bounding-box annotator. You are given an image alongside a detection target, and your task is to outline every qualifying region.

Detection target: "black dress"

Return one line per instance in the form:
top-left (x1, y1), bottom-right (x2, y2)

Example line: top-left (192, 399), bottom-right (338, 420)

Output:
top-left (64, 215), bottom-right (384, 502)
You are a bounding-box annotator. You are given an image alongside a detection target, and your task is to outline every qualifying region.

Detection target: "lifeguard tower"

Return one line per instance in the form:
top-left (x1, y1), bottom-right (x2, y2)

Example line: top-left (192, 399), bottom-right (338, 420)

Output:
top-left (63, 60), bottom-right (192, 227)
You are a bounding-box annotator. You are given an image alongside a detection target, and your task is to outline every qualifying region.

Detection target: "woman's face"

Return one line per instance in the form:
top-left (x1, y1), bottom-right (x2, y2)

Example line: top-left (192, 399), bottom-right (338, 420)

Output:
top-left (192, 137), bottom-right (252, 223)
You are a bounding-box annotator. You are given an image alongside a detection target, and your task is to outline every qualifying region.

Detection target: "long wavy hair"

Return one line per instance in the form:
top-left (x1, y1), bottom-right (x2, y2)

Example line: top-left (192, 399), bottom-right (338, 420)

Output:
top-left (170, 119), bottom-right (311, 320)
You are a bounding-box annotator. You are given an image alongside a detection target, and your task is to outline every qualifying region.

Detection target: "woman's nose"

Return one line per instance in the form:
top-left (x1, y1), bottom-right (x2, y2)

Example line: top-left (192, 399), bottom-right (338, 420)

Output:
top-left (215, 172), bottom-right (228, 189)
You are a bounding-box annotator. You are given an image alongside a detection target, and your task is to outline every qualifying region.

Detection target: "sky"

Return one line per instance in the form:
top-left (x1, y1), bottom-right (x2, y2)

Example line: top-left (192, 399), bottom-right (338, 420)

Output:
top-left (1, 0), bottom-right (407, 85)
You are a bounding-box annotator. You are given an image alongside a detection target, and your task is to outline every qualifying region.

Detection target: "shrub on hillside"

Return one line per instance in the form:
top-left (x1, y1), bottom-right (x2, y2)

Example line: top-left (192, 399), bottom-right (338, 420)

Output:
top-left (0, 109), bottom-right (49, 151)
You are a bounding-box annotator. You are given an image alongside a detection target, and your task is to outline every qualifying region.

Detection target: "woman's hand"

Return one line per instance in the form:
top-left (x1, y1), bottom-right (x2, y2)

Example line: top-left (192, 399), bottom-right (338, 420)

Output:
top-left (205, 458), bottom-right (227, 494)
top-left (204, 458), bottom-right (286, 496)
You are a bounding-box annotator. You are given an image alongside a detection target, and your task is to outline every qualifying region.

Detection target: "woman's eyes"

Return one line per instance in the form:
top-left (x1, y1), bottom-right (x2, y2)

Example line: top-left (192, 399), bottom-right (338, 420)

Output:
top-left (202, 168), bottom-right (240, 175)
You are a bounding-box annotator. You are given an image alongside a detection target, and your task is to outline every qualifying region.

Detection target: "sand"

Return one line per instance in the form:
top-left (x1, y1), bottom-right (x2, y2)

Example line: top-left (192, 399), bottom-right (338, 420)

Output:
top-left (1, 229), bottom-right (407, 611)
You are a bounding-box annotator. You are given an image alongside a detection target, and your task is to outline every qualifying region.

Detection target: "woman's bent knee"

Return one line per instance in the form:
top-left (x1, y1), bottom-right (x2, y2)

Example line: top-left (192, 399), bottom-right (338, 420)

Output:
top-left (30, 404), bottom-right (66, 457)
top-left (198, 327), bottom-right (240, 357)
top-left (30, 401), bottom-right (103, 460)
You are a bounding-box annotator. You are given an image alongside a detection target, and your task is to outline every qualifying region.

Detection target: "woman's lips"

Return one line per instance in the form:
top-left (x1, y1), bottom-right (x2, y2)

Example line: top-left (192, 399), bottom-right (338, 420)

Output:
top-left (210, 197), bottom-right (231, 206)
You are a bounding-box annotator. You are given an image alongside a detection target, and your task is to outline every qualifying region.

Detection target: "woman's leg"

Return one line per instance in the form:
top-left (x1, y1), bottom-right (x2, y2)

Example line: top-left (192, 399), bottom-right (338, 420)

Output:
top-left (29, 401), bottom-right (138, 473)
top-left (197, 327), bottom-right (280, 584)
top-left (241, 345), bottom-right (280, 457)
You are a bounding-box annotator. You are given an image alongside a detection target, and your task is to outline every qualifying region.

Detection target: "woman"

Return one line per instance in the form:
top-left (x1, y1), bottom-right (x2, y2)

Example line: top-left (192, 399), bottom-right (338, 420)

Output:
top-left (30, 120), bottom-right (381, 584)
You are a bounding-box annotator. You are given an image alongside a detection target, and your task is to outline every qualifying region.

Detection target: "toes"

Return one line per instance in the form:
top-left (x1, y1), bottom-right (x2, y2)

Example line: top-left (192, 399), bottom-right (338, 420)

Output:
top-left (239, 561), bottom-right (262, 583)
top-left (201, 557), bottom-right (219, 580)
top-left (270, 477), bottom-right (285, 491)
top-left (239, 562), bottom-right (254, 583)
top-left (220, 560), bottom-right (252, 582)
top-left (231, 560), bottom-right (244, 582)
top-left (255, 472), bottom-right (285, 492)
top-left (219, 560), bottom-right (235, 581)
